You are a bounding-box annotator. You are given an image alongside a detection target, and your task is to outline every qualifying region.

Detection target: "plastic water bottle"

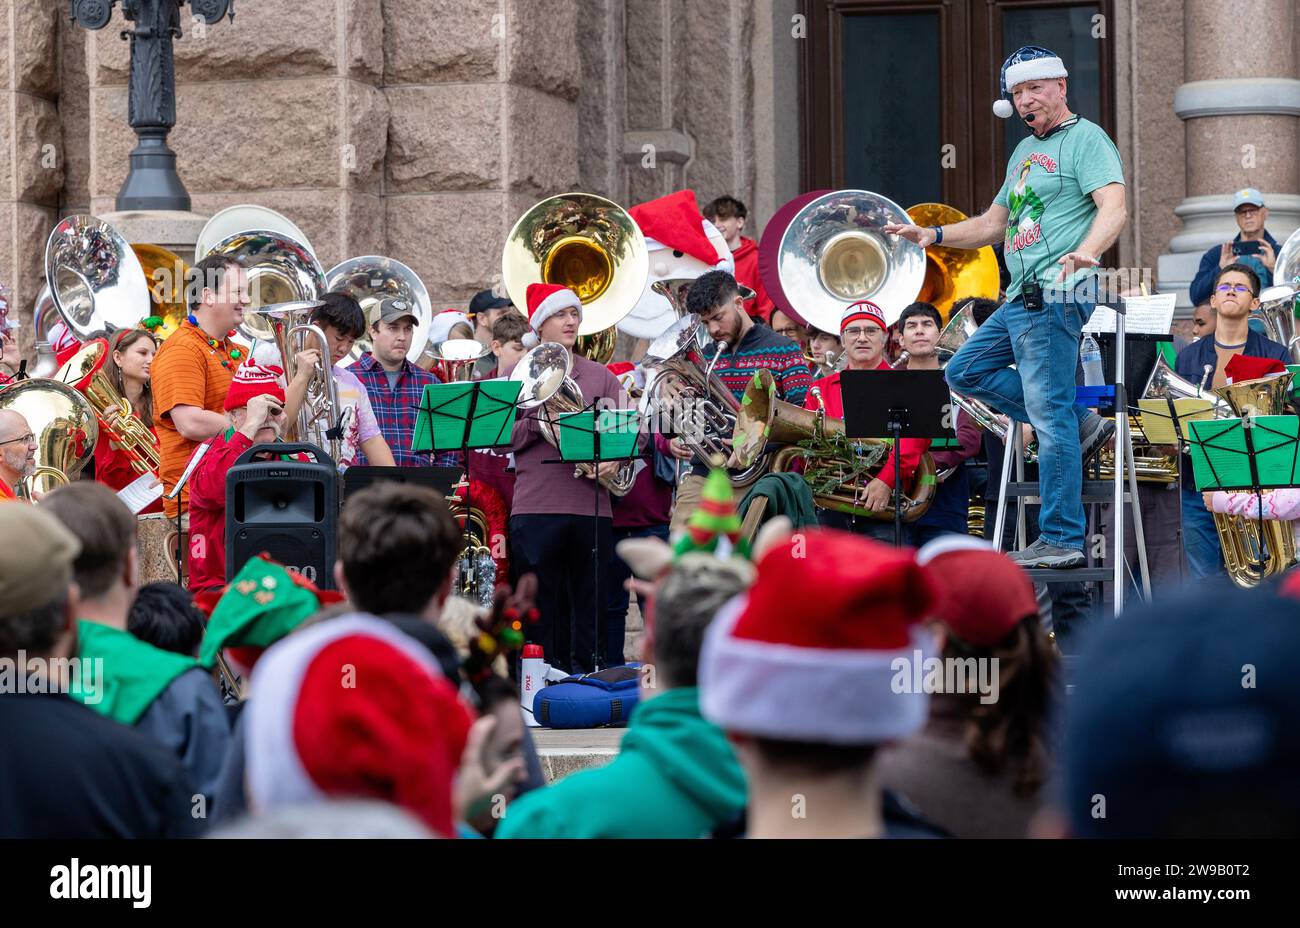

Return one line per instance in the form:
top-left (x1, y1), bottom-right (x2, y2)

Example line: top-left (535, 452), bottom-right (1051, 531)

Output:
top-left (1080, 334), bottom-right (1105, 386)
top-left (520, 644), bottom-right (546, 728)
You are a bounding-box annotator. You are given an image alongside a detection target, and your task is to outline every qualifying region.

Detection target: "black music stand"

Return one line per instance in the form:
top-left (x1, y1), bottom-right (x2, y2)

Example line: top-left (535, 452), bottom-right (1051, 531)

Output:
top-left (413, 380), bottom-right (522, 578)
top-left (548, 404), bottom-right (641, 673)
top-left (842, 369), bottom-right (955, 546)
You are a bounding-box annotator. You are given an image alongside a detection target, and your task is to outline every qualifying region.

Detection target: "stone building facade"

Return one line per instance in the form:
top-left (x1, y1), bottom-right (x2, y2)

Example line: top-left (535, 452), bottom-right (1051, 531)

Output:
top-left (2, 0), bottom-right (1298, 359)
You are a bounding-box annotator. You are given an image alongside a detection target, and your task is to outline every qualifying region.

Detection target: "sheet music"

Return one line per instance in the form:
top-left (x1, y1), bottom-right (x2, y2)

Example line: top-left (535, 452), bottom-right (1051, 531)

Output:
top-left (118, 472), bottom-right (164, 514)
top-left (1082, 293), bottom-right (1177, 335)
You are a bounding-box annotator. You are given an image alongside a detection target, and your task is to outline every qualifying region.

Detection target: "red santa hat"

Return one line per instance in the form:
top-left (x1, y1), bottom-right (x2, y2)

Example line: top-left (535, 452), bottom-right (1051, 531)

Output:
top-left (629, 190), bottom-right (728, 268)
top-left (525, 282), bottom-right (582, 341)
top-left (224, 358), bottom-right (286, 411)
top-left (917, 537), bottom-right (1039, 647)
top-left (1224, 354), bottom-right (1288, 384)
top-left (698, 529), bottom-right (938, 744)
top-left (430, 309), bottom-right (473, 345)
top-left (840, 300), bottom-right (887, 334)
top-left (244, 614), bottom-right (475, 838)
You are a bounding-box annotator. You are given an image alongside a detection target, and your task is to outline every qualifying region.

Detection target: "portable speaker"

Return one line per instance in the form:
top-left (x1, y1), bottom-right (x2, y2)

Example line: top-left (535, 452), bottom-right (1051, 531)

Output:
top-left (225, 443), bottom-right (337, 589)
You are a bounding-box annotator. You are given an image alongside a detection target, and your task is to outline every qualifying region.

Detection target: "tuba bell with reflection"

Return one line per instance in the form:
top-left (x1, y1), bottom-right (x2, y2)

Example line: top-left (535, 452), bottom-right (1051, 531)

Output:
top-left (325, 255), bottom-right (433, 365)
top-left (775, 189), bottom-right (926, 335)
top-left (1252, 285), bottom-right (1300, 363)
top-left (131, 243), bottom-right (190, 341)
top-left (425, 338), bottom-right (492, 383)
top-left (502, 193), bottom-right (648, 363)
top-left (0, 377), bottom-right (99, 498)
top-left (729, 369), bottom-right (935, 522)
top-left (46, 215), bottom-right (152, 340)
top-left (511, 341), bottom-right (636, 495)
top-left (1210, 372), bottom-right (1299, 588)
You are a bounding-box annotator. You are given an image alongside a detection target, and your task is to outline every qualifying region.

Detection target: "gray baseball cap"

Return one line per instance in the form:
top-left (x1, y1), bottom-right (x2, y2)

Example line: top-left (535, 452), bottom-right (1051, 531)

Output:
top-left (373, 296), bottom-right (419, 326)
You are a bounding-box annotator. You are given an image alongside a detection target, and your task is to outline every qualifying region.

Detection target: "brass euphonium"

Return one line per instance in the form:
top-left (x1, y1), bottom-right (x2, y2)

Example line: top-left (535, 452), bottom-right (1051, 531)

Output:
top-left (1211, 372), bottom-right (1299, 588)
top-left (54, 338), bottom-right (160, 477)
top-left (511, 341), bottom-right (636, 496)
top-left (425, 338), bottom-right (491, 383)
top-left (641, 315), bottom-right (768, 488)
top-left (0, 377), bottom-right (99, 498)
top-left (730, 369), bottom-right (936, 522)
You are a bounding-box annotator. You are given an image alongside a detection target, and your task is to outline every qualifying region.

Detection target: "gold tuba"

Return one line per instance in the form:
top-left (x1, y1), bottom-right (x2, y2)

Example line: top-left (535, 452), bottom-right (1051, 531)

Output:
top-left (131, 243), bottom-right (190, 341)
top-left (502, 193), bottom-right (648, 363)
top-left (0, 377), bottom-right (99, 498)
top-left (1212, 373), bottom-right (1298, 588)
top-left (54, 338), bottom-right (160, 477)
top-left (905, 203), bottom-right (1001, 324)
top-left (730, 369), bottom-right (935, 522)
top-left (511, 341), bottom-right (636, 496)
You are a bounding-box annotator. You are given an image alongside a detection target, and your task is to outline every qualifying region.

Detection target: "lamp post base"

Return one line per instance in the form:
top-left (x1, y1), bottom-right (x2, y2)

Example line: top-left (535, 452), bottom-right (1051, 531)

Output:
top-left (116, 132), bottom-right (192, 213)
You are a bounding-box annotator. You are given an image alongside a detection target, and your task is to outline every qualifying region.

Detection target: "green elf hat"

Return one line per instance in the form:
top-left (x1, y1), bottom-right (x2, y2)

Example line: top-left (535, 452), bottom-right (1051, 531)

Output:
top-left (198, 556), bottom-right (342, 670)
top-left (673, 465), bottom-right (751, 561)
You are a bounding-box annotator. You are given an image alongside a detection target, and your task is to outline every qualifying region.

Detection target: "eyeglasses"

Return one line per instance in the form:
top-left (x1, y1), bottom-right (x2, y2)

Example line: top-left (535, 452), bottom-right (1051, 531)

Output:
top-left (842, 326), bottom-right (883, 341)
top-left (0, 432), bottom-right (35, 446)
top-left (1236, 207), bottom-right (1261, 217)
top-left (1216, 284), bottom-right (1252, 294)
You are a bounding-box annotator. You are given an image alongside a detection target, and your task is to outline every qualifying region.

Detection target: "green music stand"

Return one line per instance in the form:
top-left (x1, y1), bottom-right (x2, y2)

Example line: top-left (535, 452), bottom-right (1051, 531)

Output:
top-left (1187, 415), bottom-right (1300, 544)
top-left (552, 405), bottom-right (642, 672)
top-left (413, 380), bottom-right (523, 584)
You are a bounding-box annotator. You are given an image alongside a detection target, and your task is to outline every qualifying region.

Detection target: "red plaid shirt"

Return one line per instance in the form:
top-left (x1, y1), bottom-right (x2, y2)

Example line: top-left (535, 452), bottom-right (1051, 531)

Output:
top-left (347, 354), bottom-right (461, 468)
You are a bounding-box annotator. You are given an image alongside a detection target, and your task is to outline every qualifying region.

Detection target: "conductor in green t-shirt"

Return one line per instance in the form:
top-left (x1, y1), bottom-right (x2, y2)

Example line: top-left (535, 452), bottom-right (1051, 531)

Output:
top-left (885, 45), bottom-right (1128, 569)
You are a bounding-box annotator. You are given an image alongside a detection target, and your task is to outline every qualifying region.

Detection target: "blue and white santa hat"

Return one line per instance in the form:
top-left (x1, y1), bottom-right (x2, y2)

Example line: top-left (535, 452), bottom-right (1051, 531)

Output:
top-left (993, 46), bottom-right (1068, 119)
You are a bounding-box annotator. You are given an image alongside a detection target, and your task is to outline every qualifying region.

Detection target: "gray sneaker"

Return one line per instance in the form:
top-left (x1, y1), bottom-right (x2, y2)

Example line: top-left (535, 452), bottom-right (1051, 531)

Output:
top-left (1078, 412), bottom-right (1116, 464)
top-left (1008, 537), bottom-right (1086, 569)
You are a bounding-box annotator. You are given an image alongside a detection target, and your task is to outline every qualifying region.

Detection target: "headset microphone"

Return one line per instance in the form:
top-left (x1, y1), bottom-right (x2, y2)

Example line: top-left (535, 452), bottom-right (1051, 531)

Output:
top-left (1024, 113), bottom-right (1036, 123)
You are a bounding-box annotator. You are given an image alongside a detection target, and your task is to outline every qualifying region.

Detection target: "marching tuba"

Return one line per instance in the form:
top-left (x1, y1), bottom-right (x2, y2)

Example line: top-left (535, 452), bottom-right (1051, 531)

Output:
top-left (511, 341), bottom-right (636, 495)
top-left (1211, 373), bottom-right (1299, 588)
top-left (325, 255), bottom-right (433, 365)
top-left (905, 203), bottom-right (1001, 324)
top-left (54, 338), bottom-right (160, 478)
top-left (0, 377), bottom-right (99, 499)
top-left (730, 369), bottom-right (935, 522)
top-left (502, 193), bottom-right (648, 364)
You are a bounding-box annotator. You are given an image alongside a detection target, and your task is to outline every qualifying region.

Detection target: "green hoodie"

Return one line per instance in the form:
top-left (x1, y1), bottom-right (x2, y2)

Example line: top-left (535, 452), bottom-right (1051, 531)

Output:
top-left (496, 687), bottom-right (746, 839)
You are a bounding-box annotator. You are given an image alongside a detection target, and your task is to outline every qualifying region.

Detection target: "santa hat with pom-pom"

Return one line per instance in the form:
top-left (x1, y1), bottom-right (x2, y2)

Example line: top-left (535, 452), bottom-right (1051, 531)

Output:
top-left (698, 529), bottom-right (938, 744)
top-left (245, 613), bottom-right (475, 838)
top-left (993, 46), bottom-right (1068, 119)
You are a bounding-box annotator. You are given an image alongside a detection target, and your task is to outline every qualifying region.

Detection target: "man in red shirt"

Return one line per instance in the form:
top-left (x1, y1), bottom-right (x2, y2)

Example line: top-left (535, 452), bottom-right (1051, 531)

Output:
top-left (186, 360), bottom-right (294, 594)
top-left (803, 300), bottom-right (929, 542)
top-left (703, 196), bottom-right (774, 321)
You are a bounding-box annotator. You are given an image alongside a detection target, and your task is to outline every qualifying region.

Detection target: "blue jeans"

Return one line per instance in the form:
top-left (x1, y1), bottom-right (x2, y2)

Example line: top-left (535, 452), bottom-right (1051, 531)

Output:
top-left (1180, 486), bottom-right (1226, 582)
top-left (947, 283), bottom-right (1093, 550)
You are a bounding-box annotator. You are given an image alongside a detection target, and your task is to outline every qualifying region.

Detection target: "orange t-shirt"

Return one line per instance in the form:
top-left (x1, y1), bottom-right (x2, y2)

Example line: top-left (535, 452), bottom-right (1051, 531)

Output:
top-left (151, 321), bottom-right (241, 516)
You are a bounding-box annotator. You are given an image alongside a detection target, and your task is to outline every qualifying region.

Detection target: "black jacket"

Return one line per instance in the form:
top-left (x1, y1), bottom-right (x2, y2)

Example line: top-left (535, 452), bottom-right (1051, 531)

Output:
top-left (0, 691), bottom-right (202, 838)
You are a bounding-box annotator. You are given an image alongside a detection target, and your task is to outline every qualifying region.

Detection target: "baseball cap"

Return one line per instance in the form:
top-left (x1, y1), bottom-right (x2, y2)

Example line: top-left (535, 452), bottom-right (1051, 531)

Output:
top-left (373, 296), bottom-right (419, 326)
top-left (468, 289), bottom-right (512, 316)
top-left (1232, 188), bottom-right (1265, 210)
top-left (0, 505), bottom-right (81, 616)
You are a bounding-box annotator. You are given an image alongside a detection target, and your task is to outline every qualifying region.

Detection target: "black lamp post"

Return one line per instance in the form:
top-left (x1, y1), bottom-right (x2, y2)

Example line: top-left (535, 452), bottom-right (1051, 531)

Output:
top-left (69, 1), bottom-right (235, 212)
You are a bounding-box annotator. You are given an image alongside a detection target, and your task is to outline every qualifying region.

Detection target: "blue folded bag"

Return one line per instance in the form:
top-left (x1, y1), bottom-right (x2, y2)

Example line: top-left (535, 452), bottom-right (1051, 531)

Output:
top-left (534, 665), bottom-right (641, 729)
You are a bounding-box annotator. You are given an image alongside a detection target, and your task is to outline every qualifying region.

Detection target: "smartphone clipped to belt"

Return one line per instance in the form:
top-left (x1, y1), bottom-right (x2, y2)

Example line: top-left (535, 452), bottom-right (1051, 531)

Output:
top-left (1021, 281), bottom-right (1043, 311)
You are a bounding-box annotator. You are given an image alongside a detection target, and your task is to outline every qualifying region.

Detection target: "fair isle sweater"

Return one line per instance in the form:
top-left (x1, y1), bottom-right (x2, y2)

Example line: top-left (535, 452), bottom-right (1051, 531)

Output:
top-left (687, 322), bottom-right (811, 477)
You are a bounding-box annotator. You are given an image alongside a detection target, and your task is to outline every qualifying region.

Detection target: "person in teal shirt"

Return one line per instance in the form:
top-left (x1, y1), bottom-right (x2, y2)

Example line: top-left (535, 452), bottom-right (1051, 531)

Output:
top-left (496, 556), bottom-right (749, 839)
top-left (887, 44), bottom-right (1128, 570)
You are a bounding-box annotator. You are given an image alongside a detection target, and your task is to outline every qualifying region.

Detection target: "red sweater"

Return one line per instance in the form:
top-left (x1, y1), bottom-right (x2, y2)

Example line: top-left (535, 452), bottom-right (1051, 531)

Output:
top-left (731, 237), bottom-right (774, 321)
top-left (803, 363), bottom-right (930, 490)
top-left (93, 424), bottom-right (162, 514)
top-left (186, 431), bottom-right (308, 594)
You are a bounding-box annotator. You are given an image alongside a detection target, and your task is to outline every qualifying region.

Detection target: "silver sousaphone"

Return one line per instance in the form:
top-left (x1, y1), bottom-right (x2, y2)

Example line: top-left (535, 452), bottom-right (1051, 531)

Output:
top-left (325, 255), bottom-right (433, 364)
top-left (777, 190), bottom-right (925, 333)
top-left (45, 215), bottom-right (151, 339)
